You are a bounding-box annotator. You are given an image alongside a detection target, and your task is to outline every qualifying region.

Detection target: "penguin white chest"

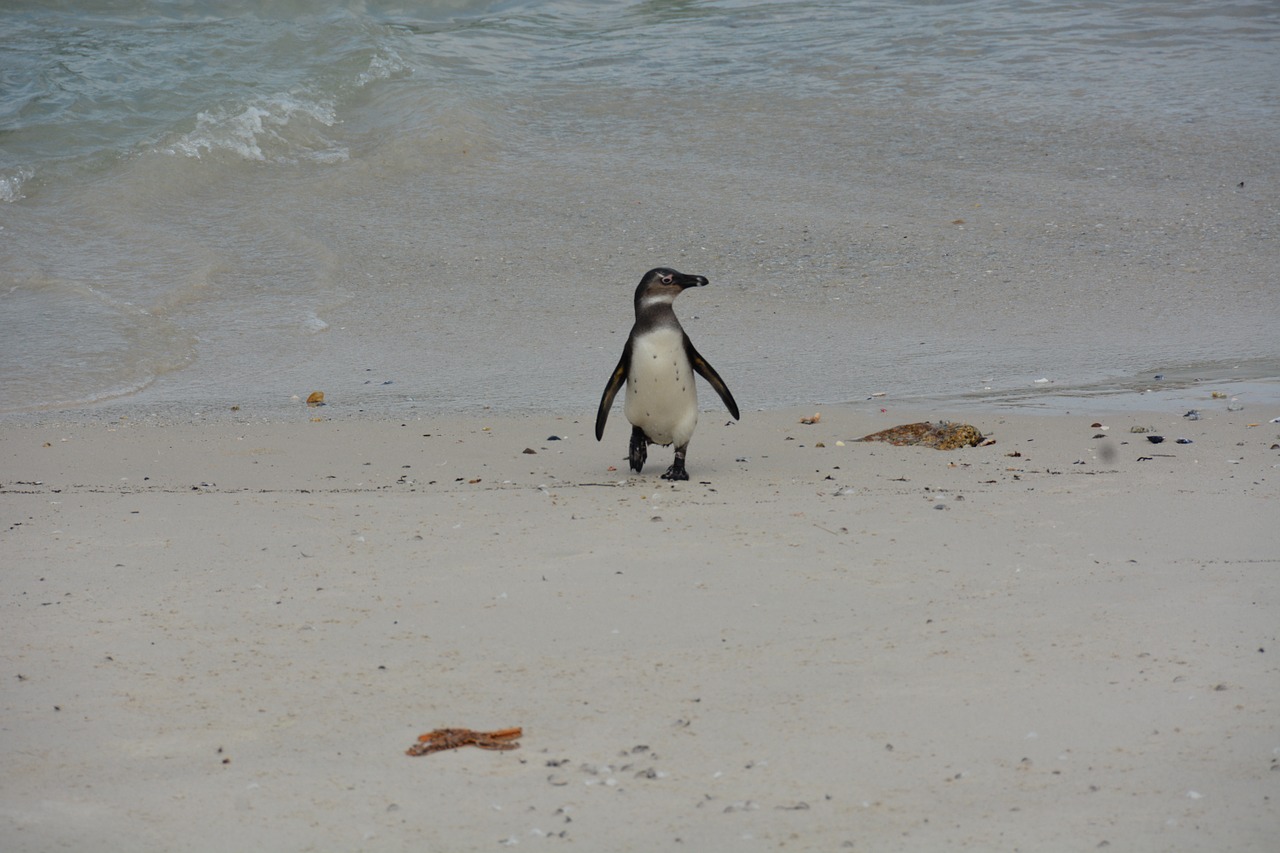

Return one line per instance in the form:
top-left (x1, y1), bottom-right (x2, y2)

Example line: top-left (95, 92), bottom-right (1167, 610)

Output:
top-left (624, 327), bottom-right (699, 448)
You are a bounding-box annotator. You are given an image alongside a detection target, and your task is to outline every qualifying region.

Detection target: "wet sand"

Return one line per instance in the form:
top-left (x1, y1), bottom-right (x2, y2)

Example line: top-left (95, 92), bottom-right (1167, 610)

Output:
top-left (3, 403), bottom-right (1277, 851)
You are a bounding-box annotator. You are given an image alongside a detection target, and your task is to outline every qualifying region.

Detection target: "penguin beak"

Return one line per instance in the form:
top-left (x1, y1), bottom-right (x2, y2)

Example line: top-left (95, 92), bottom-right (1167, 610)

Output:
top-left (677, 273), bottom-right (709, 289)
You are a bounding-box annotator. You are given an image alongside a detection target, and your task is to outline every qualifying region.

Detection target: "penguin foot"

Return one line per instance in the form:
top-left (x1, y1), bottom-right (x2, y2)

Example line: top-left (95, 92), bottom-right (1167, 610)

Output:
top-left (662, 445), bottom-right (690, 480)
top-left (629, 426), bottom-right (648, 473)
top-left (660, 462), bottom-right (689, 481)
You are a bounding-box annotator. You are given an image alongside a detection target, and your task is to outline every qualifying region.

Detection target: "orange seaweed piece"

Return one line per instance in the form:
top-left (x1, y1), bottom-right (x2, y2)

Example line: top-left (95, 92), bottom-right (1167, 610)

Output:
top-left (406, 727), bottom-right (523, 757)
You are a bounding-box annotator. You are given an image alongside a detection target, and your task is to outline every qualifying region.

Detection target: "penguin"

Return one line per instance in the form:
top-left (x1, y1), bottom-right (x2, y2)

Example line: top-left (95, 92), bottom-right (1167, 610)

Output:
top-left (595, 267), bottom-right (739, 480)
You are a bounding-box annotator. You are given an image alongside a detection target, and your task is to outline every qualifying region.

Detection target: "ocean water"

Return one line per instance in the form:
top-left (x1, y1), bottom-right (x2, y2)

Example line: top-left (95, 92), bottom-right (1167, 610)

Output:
top-left (2, 0), bottom-right (1278, 420)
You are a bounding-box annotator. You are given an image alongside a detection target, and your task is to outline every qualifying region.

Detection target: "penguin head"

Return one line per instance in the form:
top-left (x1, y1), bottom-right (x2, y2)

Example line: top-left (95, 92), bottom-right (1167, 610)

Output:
top-left (633, 267), bottom-right (708, 310)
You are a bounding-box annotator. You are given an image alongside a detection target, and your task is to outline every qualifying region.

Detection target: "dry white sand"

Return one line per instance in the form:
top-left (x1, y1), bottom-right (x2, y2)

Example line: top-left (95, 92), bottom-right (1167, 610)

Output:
top-left (3, 403), bottom-right (1278, 851)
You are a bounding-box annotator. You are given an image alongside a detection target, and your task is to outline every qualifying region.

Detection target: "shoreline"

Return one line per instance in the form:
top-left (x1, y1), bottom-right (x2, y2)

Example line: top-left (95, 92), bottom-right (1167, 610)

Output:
top-left (3, 361), bottom-right (1277, 428)
top-left (3, 403), bottom-right (1277, 851)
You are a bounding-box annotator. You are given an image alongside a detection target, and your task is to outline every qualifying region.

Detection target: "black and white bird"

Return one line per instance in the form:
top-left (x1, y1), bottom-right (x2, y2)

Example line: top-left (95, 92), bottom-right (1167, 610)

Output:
top-left (595, 267), bottom-right (739, 480)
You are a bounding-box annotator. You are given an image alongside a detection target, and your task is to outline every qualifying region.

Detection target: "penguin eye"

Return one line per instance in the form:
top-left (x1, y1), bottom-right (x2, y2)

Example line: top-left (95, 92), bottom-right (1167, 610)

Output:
top-left (660, 274), bottom-right (673, 284)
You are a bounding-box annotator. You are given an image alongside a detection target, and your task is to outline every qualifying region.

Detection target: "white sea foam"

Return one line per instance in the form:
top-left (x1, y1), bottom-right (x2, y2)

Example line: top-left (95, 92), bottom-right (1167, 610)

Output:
top-left (164, 93), bottom-right (347, 164)
top-left (0, 167), bottom-right (34, 203)
top-left (356, 51), bottom-right (413, 89)
top-left (159, 52), bottom-right (409, 164)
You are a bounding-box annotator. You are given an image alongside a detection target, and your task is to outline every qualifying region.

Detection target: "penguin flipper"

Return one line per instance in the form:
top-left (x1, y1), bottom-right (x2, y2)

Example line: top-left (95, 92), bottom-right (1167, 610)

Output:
top-left (595, 346), bottom-right (631, 440)
top-left (685, 337), bottom-right (740, 420)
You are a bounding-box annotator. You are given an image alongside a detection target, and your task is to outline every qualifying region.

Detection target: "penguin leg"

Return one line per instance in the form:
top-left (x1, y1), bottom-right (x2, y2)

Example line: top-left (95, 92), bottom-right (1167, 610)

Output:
top-left (629, 426), bottom-right (648, 473)
top-left (661, 444), bottom-right (690, 481)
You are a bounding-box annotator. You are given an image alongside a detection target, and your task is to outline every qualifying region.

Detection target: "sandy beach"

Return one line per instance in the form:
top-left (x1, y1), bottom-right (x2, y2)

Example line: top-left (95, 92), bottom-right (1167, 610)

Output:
top-left (2, 401), bottom-right (1276, 851)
